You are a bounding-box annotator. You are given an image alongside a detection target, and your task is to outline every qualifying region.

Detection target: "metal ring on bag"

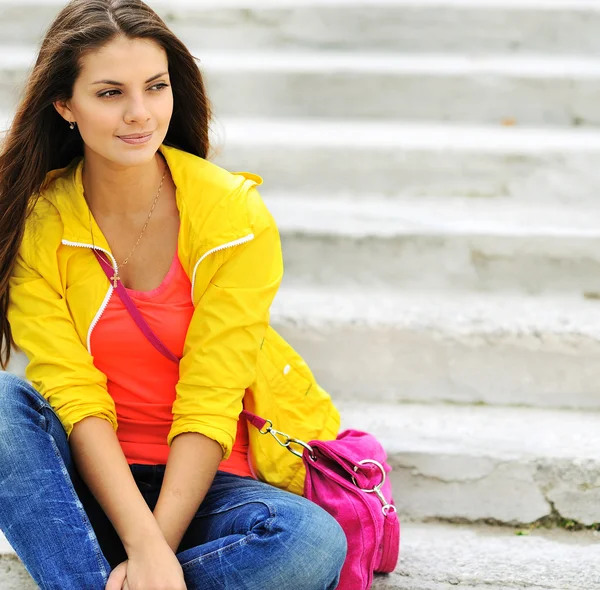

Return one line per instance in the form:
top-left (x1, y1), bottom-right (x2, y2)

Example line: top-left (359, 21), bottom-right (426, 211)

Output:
top-left (382, 504), bottom-right (397, 517)
top-left (258, 419), bottom-right (273, 435)
top-left (351, 459), bottom-right (386, 491)
top-left (287, 437), bottom-right (317, 461)
top-left (265, 426), bottom-right (317, 461)
top-left (352, 459), bottom-right (395, 516)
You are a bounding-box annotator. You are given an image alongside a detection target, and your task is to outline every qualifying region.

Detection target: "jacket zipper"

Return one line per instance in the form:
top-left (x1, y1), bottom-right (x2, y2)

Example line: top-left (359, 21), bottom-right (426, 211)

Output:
top-left (190, 234), bottom-right (254, 303)
top-left (62, 233), bottom-right (255, 351)
top-left (62, 239), bottom-right (117, 354)
top-left (66, 232), bottom-right (260, 473)
top-left (191, 233), bottom-right (256, 477)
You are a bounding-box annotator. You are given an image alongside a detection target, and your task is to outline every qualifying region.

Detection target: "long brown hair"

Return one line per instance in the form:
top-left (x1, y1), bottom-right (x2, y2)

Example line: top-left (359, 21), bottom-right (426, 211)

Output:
top-left (0, 0), bottom-right (212, 369)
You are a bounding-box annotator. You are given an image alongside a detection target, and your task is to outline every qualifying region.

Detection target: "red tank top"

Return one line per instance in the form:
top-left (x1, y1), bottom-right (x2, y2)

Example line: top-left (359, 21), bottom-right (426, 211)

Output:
top-left (90, 247), bottom-right (253, 478)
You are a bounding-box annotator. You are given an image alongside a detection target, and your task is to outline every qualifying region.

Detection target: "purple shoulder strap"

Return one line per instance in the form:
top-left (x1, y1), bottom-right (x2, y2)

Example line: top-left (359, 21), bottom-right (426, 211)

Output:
top-left (93, 249), bottom-right (180, 365)
top-left (93, 249), bottom-right (268, 427)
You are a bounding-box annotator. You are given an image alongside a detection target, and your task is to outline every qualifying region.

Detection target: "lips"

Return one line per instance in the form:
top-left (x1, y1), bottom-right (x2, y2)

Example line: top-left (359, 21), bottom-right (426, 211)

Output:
top-left (119, 133), bottom-right (152, 139)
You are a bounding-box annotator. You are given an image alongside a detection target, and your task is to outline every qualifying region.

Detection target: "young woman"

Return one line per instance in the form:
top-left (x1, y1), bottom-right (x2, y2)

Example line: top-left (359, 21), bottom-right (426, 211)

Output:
top-left (0, 1), bottom-right (347, 589)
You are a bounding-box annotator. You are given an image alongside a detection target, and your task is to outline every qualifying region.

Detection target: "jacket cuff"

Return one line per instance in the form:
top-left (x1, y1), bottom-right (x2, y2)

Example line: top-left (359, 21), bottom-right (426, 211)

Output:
top-left (167, 420), bottom-right (235, 460)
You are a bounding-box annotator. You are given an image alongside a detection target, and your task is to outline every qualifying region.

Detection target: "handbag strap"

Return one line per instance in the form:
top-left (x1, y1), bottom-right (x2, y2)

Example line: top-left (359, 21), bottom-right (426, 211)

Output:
top-left (92, 249), bottom-right (180, 365)
top-left (240, 409), bottom-right (315, 459)
top-left (92, 250), bottom-right (272, 427)
top-left (240, 410), bottom-right (268, 430)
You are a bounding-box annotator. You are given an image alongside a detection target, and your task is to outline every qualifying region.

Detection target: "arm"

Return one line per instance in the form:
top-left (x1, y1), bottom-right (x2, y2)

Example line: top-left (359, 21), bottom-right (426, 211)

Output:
top-left (8, 236), bottom-right (171, 550)
top-left (155, 185), bottom-right (284, 544)
top-left (153, 432), bottom-right (223, 552)
top-left (8, 234), bottom-right (118, 437)
top-left (70, 416), bottom-right (166, 553)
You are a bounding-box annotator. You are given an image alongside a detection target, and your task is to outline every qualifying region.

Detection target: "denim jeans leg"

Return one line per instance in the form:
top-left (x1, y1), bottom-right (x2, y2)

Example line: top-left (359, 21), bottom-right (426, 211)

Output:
top-left (170, 472), bottom-right (348, 590)
top-left (0, 373), bottom-right (111, 589)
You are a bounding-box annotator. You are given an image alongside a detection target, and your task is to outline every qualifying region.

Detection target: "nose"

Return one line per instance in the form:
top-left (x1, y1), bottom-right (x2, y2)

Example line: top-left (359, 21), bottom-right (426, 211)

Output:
top-left (123, 93), bottom-right (151, 125)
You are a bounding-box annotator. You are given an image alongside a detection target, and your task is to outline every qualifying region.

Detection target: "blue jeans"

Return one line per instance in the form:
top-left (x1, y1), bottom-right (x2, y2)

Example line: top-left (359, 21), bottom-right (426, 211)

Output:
top-left (0, 373), bottom-right (347, 589)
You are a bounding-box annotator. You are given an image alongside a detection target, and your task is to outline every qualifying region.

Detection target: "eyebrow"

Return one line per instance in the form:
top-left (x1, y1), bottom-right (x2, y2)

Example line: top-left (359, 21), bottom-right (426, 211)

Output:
top-left (90, 71), bottom-right (169, 86)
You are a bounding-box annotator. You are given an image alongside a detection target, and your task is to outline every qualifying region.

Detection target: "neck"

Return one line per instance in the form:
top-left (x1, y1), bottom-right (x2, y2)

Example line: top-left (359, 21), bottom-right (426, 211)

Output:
top-left (82, 148), bottom-right (166, 217)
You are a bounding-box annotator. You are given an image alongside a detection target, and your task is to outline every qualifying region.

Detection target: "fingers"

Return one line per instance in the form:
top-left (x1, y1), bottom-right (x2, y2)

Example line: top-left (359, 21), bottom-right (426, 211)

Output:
top-left (105, 561), bottom-right (128, 590)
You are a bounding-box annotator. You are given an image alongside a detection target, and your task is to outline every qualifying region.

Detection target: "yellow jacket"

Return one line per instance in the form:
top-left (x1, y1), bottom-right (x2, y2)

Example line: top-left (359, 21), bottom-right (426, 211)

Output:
top-left (7, 143), bottom-right (340, 495)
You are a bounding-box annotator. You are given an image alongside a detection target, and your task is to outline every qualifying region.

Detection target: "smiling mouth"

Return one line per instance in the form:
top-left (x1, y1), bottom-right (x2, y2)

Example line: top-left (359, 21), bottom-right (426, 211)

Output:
top-left (119, 133), bottom-right (153, 139)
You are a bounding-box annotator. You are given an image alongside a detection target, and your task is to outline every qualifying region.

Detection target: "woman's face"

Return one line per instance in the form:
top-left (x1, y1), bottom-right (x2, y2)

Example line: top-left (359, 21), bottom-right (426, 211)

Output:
top-left (55, 35), bottom-right (174, 167)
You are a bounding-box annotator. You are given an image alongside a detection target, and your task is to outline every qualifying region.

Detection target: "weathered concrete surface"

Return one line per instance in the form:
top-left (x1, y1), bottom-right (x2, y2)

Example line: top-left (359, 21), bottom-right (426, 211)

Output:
top-left (0, 556), bottom-right (36, 590)
top-left (3, 522), bottom-right (600, 589)
top-left (270, 287), bottom-right (600, 411)
top-left (4, 0), bottom-right (600, 56)
top-left (211, 118), bottom-right (600, 201)
top-left (338, 400), bottom-right (600, 525)
top-left (4, 372), bottom-right (600, 526)
top-left (202, 53), bottom-right (600, 126)
top-left (6, 48), bottom-right (600, 126)
top-left (10, 287), bottom-right (600, 411)
top-left (4, 115), bottom-right (600, 201)
top-left (373, 522), bottom-right (600, 589)
top-left (264, 194), bottom-right (600, 294)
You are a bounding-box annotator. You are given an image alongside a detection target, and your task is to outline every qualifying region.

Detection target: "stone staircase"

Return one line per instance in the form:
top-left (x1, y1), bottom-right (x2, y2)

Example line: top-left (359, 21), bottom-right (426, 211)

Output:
top-left (2, 1), bottom-right (600, 588)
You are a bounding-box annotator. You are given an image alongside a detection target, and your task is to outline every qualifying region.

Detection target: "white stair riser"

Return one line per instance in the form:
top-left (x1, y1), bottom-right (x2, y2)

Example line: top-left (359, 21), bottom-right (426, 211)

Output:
top-left (278, 231), bottom-right (600, 294)
top-left (271, 320), bottom-right (600, 411)
top-left (388, 456), bottom-right (600, 525)
top-left (8, 293), bottom-right (600, 412)
top-left (2, 3), bottom-right (600, 55)
top-left (214, 145), bottom-right (600, 201)
top-left (4, 63), bottom-right (600, 126)
top-left (337, 402), bottom-right (600, 526)
top-left (207, 70), bottom-right (600, 127)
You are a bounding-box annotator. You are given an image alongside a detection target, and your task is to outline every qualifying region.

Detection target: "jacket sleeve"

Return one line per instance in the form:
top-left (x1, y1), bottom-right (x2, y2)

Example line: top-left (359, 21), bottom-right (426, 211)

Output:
top-left (169, 186), bottom-right (284, 459)
top-left (7, 240), bottom-right (118, 439)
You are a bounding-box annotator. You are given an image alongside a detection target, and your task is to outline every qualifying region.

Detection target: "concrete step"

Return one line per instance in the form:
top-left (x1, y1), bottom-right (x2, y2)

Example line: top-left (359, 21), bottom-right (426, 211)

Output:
top-left (210, 117), bottom-right (600, 200)
top-left (5, 48), bottom-right (600, 126)
top-left (2, 521), bottom-right (599, 589)
top-left (0, 522), bottom-right (600, 590)
top-left (9, 287), bottom-right (600, 412)
top-left (3, 0), bottom-right (600, 56)
top-left (373, 522), bottom-right (600, 589)
top-left (337, 400), bottom-right (600, 526)
top-left (0, 556), bottom-right (35, 590)
top-left (205, 53), bottom-right (600, 127)
top-left (2, 114), bottom-right (600, 201)
top-left (270, 287), bottom-right (600, 410)
top-left (9, 289), bottom-right (600, 411)
top-left (265, 194), bottom-right (600, 294)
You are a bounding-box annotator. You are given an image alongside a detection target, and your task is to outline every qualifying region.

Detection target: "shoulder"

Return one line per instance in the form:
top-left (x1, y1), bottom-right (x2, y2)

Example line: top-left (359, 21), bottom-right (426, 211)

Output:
top-left (160, 144), bottom-right (268, 234)
top-left (20, 196), bottom-right (63, 266)
top-left (24, 158), bottom-right (79, 246)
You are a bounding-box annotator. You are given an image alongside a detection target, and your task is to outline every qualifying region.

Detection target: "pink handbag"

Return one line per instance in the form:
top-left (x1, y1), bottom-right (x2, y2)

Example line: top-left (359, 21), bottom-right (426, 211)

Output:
top-left (93, 250), bottom-right (401, 588)
top-left (242, 411), bottom-right (400, 589)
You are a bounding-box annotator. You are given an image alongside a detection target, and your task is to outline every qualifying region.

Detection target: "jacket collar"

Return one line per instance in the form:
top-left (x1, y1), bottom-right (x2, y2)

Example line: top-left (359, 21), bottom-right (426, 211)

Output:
top-left (41, 144), bottom-right (194, 250)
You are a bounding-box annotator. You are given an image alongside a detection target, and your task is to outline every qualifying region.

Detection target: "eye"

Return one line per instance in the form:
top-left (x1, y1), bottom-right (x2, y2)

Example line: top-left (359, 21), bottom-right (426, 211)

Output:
top-left (97, 83), bottom-right (169, 99)
top-left (98, 89), bottom-right (121, 98)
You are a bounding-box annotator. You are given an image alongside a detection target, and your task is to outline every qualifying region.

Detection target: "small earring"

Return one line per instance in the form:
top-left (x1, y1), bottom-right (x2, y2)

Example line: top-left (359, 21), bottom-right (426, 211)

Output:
top-left (69, 121), bottom-right (76, 130)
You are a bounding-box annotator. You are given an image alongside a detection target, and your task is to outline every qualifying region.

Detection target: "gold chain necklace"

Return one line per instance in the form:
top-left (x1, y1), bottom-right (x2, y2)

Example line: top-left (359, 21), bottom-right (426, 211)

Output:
top-left (88, 167), bottom-right (167, 288)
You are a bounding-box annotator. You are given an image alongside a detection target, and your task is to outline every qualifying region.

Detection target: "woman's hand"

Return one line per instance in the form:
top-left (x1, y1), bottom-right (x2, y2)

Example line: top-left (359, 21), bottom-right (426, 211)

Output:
top-left (105, 538), bottom-right (187, 590)
top-left (105, 561), bottom-right (127, 590)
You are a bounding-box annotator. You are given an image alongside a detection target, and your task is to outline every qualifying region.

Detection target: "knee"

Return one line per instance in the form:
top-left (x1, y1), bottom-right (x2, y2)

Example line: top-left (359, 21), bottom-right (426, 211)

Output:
top-left (304, 505), bottom-right (347, 588)
top-left (0, 373), bottom-right (42, 416)
top-left (0, 372), bottom-right (27, 412)
top-left (0, 370), bottom-right (23, 391)
top-left (272, 497), bottom-right (347, 590)
top-left (0, 373), bottom-right (47, 445)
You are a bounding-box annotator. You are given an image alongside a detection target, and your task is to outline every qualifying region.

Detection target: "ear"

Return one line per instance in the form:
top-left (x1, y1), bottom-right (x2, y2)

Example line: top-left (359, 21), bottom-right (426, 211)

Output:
top-left (53, 99), bottom-right (74, 124)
